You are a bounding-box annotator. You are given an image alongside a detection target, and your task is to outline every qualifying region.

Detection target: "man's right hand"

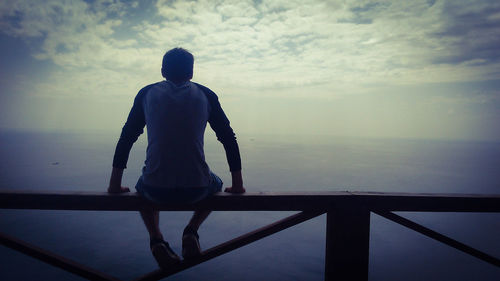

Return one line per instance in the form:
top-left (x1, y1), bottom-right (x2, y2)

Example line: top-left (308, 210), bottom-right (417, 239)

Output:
top-left (108, 186), bottom-right (131, 194)
top-left (108, 167), bottom-right (129, 194)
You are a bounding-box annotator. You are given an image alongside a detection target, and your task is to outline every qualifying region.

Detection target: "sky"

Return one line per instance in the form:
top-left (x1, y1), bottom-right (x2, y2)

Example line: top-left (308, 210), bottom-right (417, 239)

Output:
top-left (0, 0), bottom-right (499, 141)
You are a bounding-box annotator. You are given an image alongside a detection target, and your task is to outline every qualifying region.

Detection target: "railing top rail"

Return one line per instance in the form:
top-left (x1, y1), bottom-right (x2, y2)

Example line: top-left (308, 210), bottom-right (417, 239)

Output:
top-left (1, 190), bottom-right (499, 212)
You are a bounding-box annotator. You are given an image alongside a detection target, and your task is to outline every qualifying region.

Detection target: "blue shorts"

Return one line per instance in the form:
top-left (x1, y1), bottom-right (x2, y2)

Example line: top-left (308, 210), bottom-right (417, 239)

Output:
top-left (135, 172), bottom-right (223, 205)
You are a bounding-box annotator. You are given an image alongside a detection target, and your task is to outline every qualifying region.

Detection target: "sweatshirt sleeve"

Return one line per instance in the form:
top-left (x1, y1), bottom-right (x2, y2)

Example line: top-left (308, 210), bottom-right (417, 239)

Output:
top-left (194, 83), bottom-right (242, 172)
top-left (111, 85), bottom-right (152, 169)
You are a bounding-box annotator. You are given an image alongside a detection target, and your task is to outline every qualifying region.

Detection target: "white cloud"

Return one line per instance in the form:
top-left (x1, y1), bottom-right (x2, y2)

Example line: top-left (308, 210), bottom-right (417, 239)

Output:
top-left (0, 0), bottom-right (499, 140)
top-left (0, 0), bottom-right (499, 99)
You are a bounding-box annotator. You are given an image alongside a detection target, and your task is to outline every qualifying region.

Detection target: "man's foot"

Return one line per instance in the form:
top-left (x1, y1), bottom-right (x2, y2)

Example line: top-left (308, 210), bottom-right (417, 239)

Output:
top-left (182, 226), bottom-right (201, 259)
top-left (150, 238), bottom-right (181, 269)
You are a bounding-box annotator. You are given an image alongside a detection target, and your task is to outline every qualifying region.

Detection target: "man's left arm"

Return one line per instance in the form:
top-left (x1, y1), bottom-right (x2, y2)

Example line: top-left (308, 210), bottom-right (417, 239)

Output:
top-left (195, 83), bottom-right (244, 193)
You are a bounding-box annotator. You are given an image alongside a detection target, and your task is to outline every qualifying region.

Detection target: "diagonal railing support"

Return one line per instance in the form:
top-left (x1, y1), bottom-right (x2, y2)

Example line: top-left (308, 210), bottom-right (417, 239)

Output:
top-left (134, 210), bottom-right (325, 281)
top-left (373, 210), bottom-right (500, 267)
top-left (0, 232), bottom-right (122, 281)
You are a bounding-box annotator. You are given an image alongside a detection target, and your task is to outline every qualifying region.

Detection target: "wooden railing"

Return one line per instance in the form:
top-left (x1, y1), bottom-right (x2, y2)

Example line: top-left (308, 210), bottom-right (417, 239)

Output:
top-left (1, 190), bottom-right (499, 281)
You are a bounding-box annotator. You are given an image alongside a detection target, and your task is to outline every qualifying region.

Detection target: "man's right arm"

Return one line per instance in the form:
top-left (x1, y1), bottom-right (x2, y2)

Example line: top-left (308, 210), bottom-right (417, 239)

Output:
top-left (109, 85), bottom-right (150, 192)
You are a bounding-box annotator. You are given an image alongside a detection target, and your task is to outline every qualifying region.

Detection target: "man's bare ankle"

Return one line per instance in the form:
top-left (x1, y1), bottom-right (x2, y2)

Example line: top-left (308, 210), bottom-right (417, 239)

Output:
top-left (183, 225), bottom-right (198, 236)
top-left (150, 234), bottom-right (164, 241)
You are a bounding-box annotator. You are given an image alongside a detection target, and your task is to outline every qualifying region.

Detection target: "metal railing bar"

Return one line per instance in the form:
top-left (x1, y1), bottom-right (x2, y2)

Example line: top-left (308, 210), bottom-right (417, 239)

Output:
top-left (2, 190), bottom-right (499, 212)
top-left (2, 190), bottom-right (499, 280)
top-left (133, 210), bottom-right (325, 281)
top-left (0, 232), bottom-right (122, 281)
top-left (373, 210), bottom-right (500, 267)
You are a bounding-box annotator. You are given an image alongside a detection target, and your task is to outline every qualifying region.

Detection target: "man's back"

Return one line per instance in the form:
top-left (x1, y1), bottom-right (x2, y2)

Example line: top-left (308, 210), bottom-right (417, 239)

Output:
top-left (108, 47), bottom-right (245, 269)
top-left (142, 81), bottom-right (211, 188)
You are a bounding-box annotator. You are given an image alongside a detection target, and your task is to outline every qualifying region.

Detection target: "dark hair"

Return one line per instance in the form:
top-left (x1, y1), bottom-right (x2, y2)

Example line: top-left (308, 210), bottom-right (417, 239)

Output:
top-left (161, 48), bottom-right (194, 82)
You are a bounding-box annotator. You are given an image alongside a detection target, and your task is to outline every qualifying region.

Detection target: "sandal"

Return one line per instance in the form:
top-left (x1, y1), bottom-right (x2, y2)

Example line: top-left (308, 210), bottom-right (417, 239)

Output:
top-left (182, 226), bottom-right (201, 259)
top-left (150, 238), bottom-right (181, 269)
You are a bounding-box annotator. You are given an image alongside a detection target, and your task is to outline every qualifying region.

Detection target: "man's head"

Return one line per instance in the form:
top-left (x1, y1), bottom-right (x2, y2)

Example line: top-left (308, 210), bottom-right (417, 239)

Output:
top-left (161, 48), bottom-right (194, 83)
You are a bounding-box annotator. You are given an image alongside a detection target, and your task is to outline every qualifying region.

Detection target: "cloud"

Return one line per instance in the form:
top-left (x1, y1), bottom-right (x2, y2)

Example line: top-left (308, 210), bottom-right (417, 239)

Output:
top-left (0, 0), bottom-right (131, 67)
top-left (431, 0), bottom-right (500, 65)
top-left (0, 0), bottom-right (499, 101)
top-left (0, 0), bottom-right (161, 98)
top-left (338, 2), bottom-right (390, 24)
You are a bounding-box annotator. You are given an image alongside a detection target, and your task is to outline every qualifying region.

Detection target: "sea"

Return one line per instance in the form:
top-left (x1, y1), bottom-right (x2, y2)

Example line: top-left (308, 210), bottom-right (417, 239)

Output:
top-left (0, 129), bottom-right (499, 281)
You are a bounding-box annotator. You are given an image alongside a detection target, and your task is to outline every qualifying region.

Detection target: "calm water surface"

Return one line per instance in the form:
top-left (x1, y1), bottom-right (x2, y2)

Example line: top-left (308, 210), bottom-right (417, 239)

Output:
top-left (0, 129), bottom-right (499, 280)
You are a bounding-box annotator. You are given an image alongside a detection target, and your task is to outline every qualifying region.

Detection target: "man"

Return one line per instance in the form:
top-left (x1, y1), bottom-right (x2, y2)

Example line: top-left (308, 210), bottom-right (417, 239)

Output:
top-left (107, 48), bottom-right (245, 269)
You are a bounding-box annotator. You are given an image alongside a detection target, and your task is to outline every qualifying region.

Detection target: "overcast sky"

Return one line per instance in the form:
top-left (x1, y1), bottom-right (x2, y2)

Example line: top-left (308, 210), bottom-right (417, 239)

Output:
top-left (1, 0), bottom-right (499, 140)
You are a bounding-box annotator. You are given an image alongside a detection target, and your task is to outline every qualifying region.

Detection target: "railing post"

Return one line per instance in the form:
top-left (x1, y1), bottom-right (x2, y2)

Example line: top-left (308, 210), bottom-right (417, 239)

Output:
top-left (325, 207), bottom-right (370, 281)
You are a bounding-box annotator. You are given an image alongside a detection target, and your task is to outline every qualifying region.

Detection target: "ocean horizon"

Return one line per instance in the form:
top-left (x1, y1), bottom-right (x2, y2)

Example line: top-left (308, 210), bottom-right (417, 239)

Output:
top-left (0, 128), bottom-right (499, 280)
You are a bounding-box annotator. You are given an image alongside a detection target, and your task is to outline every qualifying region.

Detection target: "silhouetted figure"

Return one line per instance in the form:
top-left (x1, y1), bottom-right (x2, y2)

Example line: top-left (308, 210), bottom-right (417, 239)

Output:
top-left (108, 48), bottom-right (245, 269)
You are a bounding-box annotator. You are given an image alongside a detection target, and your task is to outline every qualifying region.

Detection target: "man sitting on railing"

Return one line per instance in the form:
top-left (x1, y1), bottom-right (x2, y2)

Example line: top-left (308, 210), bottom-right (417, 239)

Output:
top-left (107, 47), bottom-right (245, 269)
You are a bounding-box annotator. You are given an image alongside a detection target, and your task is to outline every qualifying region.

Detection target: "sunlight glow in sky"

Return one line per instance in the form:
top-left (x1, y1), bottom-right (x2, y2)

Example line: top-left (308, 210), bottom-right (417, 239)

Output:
top-left (1, 0), bottom-right (499, 140)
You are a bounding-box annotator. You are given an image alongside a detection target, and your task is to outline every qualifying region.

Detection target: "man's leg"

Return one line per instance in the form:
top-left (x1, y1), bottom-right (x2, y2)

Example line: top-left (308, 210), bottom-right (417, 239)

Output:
top-left (182, 210), bottom-right (211, 259)
top-left (139, 209), bottom-right (163, 240)
top-left (140, 208), bottom-right (181, 268)
top-left (186, 210), bottom-right (211, 231)
top-left (185, 172), bottom-right (221, 232)
top-left (136, 177), bottom-right (165, 241)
